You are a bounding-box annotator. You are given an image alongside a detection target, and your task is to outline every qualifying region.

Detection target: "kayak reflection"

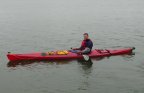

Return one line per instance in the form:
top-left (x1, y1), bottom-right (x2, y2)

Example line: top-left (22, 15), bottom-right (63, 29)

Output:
top-left (7, 60), bottom-right (73, 67)
top-left (7, 57), bottom-right (100, 67)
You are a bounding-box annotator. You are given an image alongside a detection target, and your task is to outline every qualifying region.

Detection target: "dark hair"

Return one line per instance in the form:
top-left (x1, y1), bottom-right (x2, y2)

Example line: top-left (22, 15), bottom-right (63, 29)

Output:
top-left (83, 33), bottom-right (88, 36)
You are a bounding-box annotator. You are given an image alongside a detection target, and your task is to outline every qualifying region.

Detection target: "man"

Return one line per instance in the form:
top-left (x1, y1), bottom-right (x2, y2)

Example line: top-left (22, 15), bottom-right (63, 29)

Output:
top-left (71, 33), bottom-right (93, 55)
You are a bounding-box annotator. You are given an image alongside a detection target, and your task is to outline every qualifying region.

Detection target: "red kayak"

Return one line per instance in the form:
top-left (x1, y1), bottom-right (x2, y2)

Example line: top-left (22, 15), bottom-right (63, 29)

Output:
top-left (7, 47), bottom-right (135, 62)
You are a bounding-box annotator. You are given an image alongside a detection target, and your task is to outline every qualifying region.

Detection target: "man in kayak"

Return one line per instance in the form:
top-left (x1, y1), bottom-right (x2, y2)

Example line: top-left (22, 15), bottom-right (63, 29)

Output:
top-left (71, 33), bottom-right (93, 54)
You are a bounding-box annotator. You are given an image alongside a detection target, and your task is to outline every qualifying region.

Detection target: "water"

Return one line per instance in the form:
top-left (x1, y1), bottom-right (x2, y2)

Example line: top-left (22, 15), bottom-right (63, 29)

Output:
top-left (0, 0), bottom-right (144, 93)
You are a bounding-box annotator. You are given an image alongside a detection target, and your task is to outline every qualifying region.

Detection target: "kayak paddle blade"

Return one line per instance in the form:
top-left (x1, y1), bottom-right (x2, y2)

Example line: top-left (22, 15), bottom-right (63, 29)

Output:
top-left (82, 55), bottom-right (89, 61)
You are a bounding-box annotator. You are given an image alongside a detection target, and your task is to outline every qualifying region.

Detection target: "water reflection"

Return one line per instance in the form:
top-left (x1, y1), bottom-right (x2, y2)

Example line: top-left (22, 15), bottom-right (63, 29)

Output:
top-left (7, 57), bottom-right (99, 68)
top-left (77, 59), bottom-right (93, 69)
top-left (121, 53), bottom-right (135, 61)
top-left (76, 54), bottom-right (135, 91)
top-left (7, 60), bottom-right (72, 67)
top-left (77, 58), bottom-right (93, 90)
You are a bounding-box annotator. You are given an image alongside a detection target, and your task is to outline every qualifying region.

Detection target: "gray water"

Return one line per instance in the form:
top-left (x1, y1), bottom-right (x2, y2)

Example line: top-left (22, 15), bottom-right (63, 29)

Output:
top-left (0, 0), bottom-right (144, 93)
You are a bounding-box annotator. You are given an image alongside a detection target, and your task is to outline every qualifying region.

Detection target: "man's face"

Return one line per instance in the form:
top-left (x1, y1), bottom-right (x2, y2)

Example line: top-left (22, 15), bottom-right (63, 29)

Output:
top-left (83, 34), bottom-right (88, 40)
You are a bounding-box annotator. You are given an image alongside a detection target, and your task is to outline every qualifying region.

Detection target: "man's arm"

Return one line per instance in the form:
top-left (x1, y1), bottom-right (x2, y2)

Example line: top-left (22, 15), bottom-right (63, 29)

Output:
top-left (82, 47), bottom-right (91, 54)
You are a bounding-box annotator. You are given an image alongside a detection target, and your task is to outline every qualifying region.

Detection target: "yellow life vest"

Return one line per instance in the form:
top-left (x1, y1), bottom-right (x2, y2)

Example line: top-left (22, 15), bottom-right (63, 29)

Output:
top-left (48, 50), bottom-right (69, 55)
top-left (56, 50), bottom-right (69, 55)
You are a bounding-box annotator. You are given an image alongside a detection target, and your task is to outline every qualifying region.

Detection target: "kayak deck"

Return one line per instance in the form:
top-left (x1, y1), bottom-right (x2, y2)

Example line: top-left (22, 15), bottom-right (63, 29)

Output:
top-left (7, 48), bottom-right (135, 62)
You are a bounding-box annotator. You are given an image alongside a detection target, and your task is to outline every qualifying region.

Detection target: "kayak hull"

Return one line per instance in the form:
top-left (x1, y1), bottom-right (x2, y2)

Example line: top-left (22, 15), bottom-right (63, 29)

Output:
top-left (7, 48), bottom-right (135, 62)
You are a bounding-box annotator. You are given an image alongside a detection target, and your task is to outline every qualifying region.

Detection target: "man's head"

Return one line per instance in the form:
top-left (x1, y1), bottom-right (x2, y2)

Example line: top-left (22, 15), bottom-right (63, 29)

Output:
top-left (83, 33), bottom-right (89, 40)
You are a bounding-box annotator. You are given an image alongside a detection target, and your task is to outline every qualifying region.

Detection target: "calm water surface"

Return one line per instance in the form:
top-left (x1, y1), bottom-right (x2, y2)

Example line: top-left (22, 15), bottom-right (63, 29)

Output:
top-left (0, 0), bottom-right (144, 93)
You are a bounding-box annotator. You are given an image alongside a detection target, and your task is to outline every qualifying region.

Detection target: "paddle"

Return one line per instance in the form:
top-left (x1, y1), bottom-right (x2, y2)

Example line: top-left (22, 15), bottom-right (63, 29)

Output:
top-left (82, 55), bottom-right (90, 61)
